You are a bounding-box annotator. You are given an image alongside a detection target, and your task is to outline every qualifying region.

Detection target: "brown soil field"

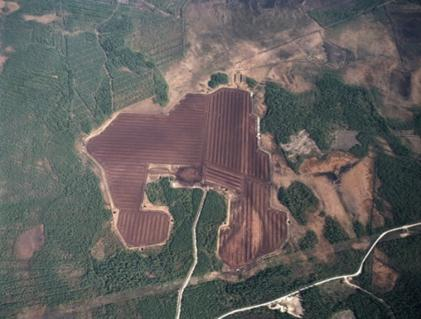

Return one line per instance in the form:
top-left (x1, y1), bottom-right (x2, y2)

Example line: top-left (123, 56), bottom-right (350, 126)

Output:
top-left (372, 248), bottom-right (399, 292)
top-left (87, 88), bottom-right (288, 268)
top-left (176, 166), bottom-right (202, 186)
top-left (14, 224), bottom-right (45, 261)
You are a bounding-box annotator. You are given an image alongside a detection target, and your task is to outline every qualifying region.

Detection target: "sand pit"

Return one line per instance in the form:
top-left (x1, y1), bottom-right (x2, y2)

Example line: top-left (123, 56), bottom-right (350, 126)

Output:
top-left (15, 224), bottom-right (45, 261)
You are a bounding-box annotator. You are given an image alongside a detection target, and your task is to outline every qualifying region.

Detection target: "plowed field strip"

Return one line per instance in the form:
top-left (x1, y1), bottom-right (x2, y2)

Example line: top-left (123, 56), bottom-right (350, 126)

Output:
top-left (87, 88), bottom-right (288, 262)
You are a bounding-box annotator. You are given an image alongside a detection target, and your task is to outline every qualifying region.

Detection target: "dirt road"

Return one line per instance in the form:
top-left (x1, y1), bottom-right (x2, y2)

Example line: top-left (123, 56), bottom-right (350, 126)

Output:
top-left (175, 190), bottom-right (208, 319)
top-left (217, 222), bottom-right (421, 319)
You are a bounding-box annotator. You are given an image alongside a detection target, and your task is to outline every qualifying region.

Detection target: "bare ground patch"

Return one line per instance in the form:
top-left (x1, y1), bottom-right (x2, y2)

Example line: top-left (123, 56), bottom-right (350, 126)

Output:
top-left (23, 13), bottom-right (60, 24)
top-left (0, 54), bottom-right (7, 72)
top-left (161, 0), bottom-right (322, 111)
top-left (14, 224), bottom-right (45, 261)
top-left (372, 248), bottom-right (399, 292)
top-left (17, 305), bottom-right (46, 319)
top-left (339, 155), bottom-right (374, 226)
top-left (299, 151), bottom-right (357, 175)
top-left (0, 0), bottom-right (20, 16)
top-left (304, 175), bottom-right (356, 238)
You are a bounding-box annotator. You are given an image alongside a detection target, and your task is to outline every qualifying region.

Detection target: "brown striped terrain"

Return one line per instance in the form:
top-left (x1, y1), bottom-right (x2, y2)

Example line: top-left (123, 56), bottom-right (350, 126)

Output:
top-left (87, 88), bottom-right (288, 268)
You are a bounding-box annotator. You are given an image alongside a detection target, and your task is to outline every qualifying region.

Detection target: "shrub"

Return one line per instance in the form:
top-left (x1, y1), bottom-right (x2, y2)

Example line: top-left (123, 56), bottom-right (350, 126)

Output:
top-left (353, 220), bottom-right (365, 238)
top-left (299, 230), bottom-right (318, 250)
top-left (323, 216), bottom-right (349, 244)
top-left (208, 72), bottom-right (229, 88)
top-left (245, 76), bottom-right (257, 89)
top-left (415, 113), bottom-right (421, 137)
top-left (278, 181), bottom-right (319, 225)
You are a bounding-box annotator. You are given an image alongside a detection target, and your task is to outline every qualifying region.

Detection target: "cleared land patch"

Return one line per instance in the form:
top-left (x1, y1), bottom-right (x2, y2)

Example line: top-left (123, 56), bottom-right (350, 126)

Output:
top-left (87, 88), bottom-right (288, 268)
top-left (14, 224), bottom-right (45, 261)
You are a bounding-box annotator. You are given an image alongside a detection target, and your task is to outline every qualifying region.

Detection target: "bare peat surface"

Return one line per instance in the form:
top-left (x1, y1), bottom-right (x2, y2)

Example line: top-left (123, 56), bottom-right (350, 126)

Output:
top-left (87, 88), bottom-right (288, 268)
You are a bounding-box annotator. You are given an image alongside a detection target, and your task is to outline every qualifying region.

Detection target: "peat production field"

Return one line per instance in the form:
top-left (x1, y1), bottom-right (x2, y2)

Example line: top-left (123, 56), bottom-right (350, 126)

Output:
top-left (86, 88), bottom-right (288, 269)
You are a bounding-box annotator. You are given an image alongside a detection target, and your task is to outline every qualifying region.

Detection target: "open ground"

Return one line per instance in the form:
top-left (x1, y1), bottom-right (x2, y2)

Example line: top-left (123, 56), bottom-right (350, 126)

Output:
top-left (86, 88), bottom-right (288, 269)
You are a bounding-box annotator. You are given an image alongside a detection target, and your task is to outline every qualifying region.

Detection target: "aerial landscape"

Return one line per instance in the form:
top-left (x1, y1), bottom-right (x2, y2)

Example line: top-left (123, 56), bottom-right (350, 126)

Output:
top-left (0, 0), bottom-right (421, 318)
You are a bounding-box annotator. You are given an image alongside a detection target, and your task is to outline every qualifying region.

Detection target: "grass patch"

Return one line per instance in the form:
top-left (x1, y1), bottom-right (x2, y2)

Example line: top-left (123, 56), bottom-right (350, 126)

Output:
top-left (278, 181), bottom-right (319, 225)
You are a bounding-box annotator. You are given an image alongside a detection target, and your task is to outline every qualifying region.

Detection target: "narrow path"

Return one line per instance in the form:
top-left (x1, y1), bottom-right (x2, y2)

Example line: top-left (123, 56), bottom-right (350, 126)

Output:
top-left (344, 278), bottom-right (396, 319)
top-left (140, 0), bottom-right (172, 17)
top-left (216, 222), bottom-right (421, 319)
top-left (175, 190), bottom-right (208, 319)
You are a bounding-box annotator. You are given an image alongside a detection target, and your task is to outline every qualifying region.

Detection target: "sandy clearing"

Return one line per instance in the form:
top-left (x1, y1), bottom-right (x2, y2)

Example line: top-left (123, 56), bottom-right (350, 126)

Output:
top-left (5, 45), bottom-right (14, 53)
top-left (0, 0), bottom-right (19, 15)
top-left (23, 13), bottom-right (60, 24)
top-left (0, 54), bottom-right (8, 72)
top-left (14, 224), bottom-right (45, 261)
top-left (333, 14), bottom-right (399, 60)
top-left (91, 238), bottom-right (106, 261)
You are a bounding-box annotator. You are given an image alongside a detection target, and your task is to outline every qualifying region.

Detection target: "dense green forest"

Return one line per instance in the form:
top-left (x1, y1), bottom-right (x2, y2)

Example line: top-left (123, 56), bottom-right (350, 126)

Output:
top-left (0, 0), bottom-right (181, 315)
top-left (323, 216), bottom-right (350, 244)
top-left (262, 72), bottom-right (409, 155)
top-left (375, 155), bottom-right (421, 226)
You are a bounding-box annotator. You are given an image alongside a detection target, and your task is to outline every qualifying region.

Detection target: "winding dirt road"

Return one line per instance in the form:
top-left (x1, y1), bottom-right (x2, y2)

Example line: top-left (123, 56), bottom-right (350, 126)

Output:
top-left (216, 222), bottom-right (421, 319)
